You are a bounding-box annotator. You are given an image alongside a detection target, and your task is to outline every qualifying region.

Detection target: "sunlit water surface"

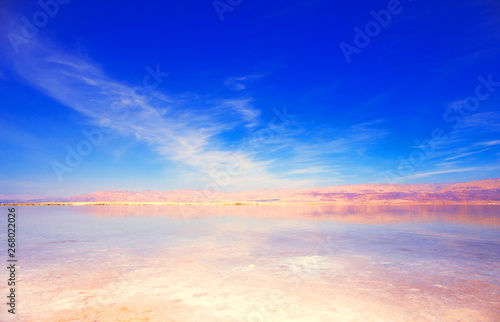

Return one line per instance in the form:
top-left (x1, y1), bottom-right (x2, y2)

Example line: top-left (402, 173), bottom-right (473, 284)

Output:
top-left (1, 205), bottom-right (500, 321)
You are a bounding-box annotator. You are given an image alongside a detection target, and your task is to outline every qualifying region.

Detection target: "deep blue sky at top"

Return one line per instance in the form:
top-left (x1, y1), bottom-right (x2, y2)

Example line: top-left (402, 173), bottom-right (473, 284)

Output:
top-left (0, 0), bottom-right (499, 196)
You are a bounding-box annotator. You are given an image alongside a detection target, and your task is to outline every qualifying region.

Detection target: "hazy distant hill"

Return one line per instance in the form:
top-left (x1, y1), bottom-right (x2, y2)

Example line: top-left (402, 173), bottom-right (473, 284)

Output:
top-left (5, 178), bottom-right (500, 204)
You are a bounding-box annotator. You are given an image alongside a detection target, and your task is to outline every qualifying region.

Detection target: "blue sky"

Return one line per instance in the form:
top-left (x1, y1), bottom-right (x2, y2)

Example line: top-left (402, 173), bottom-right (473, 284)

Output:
top-left (0, 0), bottom-right (499, 197)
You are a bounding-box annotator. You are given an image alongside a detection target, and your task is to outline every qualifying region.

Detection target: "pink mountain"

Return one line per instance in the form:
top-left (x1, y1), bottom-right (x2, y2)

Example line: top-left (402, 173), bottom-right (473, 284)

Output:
top-left (5, 178), bottom-right (500, 204)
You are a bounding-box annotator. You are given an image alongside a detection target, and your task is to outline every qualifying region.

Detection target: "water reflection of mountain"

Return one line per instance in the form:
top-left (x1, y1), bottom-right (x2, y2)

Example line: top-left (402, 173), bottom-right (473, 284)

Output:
top-left (66, 205), bottom-right (500, 226)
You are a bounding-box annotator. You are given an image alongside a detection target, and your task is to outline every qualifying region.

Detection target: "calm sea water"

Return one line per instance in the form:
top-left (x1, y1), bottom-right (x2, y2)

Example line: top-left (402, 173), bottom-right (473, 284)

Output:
top-left (2, 205), bottom-right (500, 321)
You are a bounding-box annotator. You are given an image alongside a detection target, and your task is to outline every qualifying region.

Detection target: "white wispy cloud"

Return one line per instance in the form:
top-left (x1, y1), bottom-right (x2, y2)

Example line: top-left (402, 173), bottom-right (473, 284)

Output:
top-left (393, 167), bottom-right (479, 182)
top-left (223, 74), bottom-right (262, 91)
top-left (7, 37), bottom-right (396, 191)
top-left (9, 40), bottom-right (318, 191)
top-left (379, 109), bottom-right (500, 183)
top-left (290, 120), bottom-right (388, 157)
top-left (288, 167), bottom-right (332, 175)
top-left (224, 99), bottom-right (261, 127)
top-left (253, 119), bottom-right (389, 186)
top-left (456, 111), bottom-right (500, 131)
top-left (476, 140), bottom-right (500, 147)
top-left (435, 113), bottom-right (500, 162)
top-left (444, 148), bottom-right (490, 161)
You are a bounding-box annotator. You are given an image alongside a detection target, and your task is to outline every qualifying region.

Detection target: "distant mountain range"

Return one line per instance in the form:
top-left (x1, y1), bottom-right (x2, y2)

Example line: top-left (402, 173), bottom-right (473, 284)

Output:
top-left (2, 179), bottom-right (500, 204)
